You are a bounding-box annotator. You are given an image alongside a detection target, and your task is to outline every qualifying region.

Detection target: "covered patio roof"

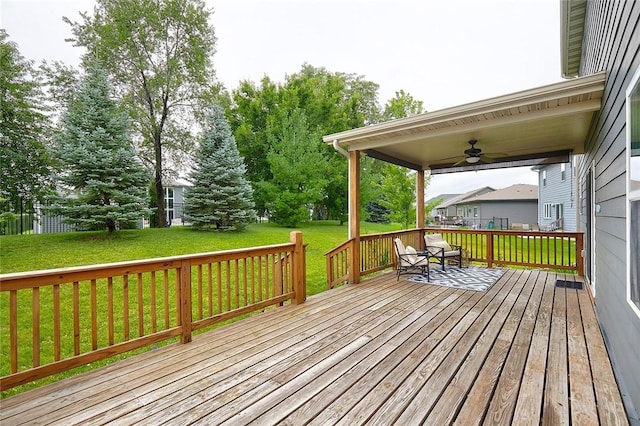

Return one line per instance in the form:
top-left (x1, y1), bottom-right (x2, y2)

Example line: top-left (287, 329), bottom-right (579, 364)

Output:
top-left (323, 72), bottom-right (606, 174)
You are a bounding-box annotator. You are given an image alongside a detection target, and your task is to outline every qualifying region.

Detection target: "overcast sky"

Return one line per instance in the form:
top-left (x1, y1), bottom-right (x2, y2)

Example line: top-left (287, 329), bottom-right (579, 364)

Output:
top-left (1, 0), bottom-right (560, 197)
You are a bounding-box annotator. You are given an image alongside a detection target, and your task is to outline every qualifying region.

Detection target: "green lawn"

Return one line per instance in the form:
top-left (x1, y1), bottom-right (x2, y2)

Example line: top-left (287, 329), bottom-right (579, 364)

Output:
top-left (0, 221), bottom-right (402, 295)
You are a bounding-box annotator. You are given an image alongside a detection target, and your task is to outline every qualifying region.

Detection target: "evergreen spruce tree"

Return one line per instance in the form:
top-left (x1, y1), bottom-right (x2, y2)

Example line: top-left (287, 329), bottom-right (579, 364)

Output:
top-left (48, 61), bottom-right (152, 233)
top-left (184, 104), bottom-right (256, 230)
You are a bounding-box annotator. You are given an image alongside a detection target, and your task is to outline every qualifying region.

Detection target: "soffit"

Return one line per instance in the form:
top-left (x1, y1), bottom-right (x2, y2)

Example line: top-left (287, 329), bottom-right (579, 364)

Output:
top-left (323, 72), bottom-right (605, 172)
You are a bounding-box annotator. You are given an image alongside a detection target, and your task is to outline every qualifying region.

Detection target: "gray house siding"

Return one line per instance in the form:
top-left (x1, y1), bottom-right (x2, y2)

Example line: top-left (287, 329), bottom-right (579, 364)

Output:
top-left (479, 200), bottom-right (538, 227)
top-left (537, 162), bottom-right (577, 231)
top-left (578, 0), bottom-right (640, 417)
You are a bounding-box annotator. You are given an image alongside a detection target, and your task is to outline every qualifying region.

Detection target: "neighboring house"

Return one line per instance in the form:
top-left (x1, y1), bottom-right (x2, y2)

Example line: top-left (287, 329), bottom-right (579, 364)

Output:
top-left (163, 179), bottom-right (190, 226)
top-left (458, 184), bottom-right (538, 229)
top-left (433, 187), bottom-right (494, 221)
top-left (427, 193), bottom-right (460, 219)
top-left (564, 0), bottom-right (640, 417)
top-left (534, 161), bottom-right (577, 231)
top-left (433, 184), bottom-right (537, 229)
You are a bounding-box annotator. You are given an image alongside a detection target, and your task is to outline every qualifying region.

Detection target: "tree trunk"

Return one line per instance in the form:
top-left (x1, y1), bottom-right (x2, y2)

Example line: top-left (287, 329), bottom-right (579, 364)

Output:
top-left (154, 132), bottom-right (165, 228)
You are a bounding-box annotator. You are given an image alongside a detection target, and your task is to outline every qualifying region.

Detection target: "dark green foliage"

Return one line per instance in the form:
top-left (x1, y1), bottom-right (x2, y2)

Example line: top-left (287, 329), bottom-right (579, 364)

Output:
top-left (0, 31), bottom-right (53, 212)
top-left (183, 104), bottom-right (256, 231)
top-left (47, 61), bottom-right (153, 233)
top-left (260, 108), bottom-right (327, 227)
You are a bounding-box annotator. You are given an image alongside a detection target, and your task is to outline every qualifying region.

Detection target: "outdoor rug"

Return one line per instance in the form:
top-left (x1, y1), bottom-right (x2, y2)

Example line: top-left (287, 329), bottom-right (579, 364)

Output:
top-left (406, 266), bottom-right (506, 292)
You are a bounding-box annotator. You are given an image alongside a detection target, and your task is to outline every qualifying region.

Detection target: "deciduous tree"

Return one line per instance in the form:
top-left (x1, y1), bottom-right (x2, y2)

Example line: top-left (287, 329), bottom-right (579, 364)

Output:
top-left (0, 31), bottom-right (53, 215)
top-left (65, 0), bottom-right (217, 227)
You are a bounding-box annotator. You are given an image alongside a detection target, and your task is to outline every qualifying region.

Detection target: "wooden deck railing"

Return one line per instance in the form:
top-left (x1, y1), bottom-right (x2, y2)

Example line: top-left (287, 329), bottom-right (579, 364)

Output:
top-left (0, 231), bottom-right (306, 390)
top-left (326, 228), bottom-right (583, 287)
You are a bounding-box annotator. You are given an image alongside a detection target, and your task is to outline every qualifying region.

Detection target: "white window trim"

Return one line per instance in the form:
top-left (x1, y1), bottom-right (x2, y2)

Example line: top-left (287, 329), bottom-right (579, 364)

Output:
top-left (543, 203), bottom-right (553, 219)
top-left (626, 66), bottom-right (640, 318)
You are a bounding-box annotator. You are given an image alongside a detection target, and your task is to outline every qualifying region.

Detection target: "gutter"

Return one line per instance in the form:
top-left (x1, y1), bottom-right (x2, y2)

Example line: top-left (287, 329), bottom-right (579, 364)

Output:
top-left (332, 139), bottom-right (349, 158)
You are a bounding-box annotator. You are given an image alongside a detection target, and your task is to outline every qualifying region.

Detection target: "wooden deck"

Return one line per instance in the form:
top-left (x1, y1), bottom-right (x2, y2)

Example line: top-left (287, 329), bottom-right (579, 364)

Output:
top-left (0, 269), bottom-right (629, 425)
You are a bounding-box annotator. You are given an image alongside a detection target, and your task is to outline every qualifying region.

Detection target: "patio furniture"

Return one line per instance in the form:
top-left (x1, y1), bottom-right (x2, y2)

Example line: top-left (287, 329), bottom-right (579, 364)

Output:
top-left (393, 238), bottom-right (430, 281)
top-left (424, 233), bottom-right (462, 271)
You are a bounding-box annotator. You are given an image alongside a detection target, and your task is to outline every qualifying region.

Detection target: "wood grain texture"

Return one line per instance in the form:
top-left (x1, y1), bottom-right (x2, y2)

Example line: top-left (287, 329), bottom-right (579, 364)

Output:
top-left (0, 270), bottom-right (629, 425)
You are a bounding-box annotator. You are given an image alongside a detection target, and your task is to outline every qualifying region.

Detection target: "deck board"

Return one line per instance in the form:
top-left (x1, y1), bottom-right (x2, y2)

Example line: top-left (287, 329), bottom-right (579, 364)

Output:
top-left (0, 269), bottom-right (629, 425)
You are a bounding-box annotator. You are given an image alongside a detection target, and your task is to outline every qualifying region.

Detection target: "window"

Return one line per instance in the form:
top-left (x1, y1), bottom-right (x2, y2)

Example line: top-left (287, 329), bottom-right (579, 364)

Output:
top-left (473, 207), bottom-right (478, 217)
top-left (543, 203), bottom-right (553, 219)
top-left (561, 163), bottom-right (566, 181)
top-left (626, 68), bottom-right (640, 316)
top-left (165, 187), bottom-right (175, 223)
top-left (542, 170), bottom-right (547, 186)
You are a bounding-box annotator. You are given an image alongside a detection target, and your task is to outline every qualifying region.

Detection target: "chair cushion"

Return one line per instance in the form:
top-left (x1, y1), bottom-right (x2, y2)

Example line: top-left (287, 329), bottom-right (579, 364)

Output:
top-left (424, 233), bottom-right (444, 246)
top-left (405, 245), bottom-right (418, 263)
top-left (428, 240), bottom-right (452, 252)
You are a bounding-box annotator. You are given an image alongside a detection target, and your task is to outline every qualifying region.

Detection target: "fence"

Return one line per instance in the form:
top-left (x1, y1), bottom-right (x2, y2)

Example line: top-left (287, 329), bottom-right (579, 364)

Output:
top-left (0, 232), bottom-right (306, 390)
top-left (326, 228), bottom-right (583, 287)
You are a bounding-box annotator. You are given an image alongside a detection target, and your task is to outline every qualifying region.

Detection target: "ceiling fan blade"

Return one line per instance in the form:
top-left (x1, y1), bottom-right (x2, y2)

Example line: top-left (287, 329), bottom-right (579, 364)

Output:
top-left (480, 155), bottom-right (496, 163)
top-left (452, 158), bottom-right (469, 166)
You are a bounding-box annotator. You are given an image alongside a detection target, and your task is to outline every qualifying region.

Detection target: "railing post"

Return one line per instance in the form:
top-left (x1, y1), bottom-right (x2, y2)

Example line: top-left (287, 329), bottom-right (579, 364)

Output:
top-left (291, 231), bottom-right (306, 304)
top-left (487, 231), bottom-right (494, 268)
top-left (179, 259), bottom-right (192, 344)
top-left (576, 233), bottom-right (584, 276)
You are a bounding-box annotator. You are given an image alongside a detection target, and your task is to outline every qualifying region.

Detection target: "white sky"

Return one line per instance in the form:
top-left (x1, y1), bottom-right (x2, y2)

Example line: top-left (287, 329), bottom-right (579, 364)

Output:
top-left (1, 0), bottom-right (560, 197)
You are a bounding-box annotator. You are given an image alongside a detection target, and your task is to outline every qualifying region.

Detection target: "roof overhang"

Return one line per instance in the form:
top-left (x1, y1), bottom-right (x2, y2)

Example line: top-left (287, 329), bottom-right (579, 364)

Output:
top-left (323, 72), bottom-right (605, 173)
top-left (561, 0), bottom-right (588, 78)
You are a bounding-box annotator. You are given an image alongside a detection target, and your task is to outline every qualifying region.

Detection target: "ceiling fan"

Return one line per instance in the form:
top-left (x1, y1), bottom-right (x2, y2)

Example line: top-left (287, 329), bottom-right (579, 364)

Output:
top-left (452, 139), bottom-right (504, 166)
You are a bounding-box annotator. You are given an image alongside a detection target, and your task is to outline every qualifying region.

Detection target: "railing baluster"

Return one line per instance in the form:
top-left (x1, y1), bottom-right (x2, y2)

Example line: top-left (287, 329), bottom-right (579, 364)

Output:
top-left (91, 279), bottom-right (97, 350)
top-left (10, 290), bottom-right (17, 373)
top-left (54, 284), bottom-right (61, 360)
top-left (107, 277), bottom-right (114, 345)
top-left (137, 273), bottom-right (144, 337)
top-left (123, 275), bottom-right (129, 340)
top-left (73, 281), bottom-right (80, 356)
top-left (150, 271), bottom-right (157, 333)
top-left (32, 287), bottom-right (40, 368)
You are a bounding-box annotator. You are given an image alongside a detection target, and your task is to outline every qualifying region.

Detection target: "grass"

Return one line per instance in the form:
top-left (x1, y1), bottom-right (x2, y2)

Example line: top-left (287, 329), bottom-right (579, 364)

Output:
top-left (0, 221), bottom-right (403, 398)
top-left (0, 221), bottom-right (402, 295)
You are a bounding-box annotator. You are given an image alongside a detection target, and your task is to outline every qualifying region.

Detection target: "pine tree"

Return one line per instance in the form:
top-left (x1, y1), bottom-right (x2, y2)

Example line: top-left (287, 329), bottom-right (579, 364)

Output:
top-left (48, 61), bottom-right (152, 233)
top-left (184, 104), bottom-right (256, 230)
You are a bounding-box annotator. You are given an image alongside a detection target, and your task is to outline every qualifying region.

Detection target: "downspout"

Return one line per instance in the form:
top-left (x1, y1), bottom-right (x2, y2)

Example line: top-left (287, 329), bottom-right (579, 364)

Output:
top-left (332, 140), bottom-right (353, 239)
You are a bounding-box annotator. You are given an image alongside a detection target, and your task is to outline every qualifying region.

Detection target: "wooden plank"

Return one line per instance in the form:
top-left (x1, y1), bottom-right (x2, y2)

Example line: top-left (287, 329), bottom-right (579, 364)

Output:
top-left (404, 270), bottom-right (537, 424)
top-left (577, 284), bottom-right (629, 425)
top-left (127, 282), bottom-right (446, 426)
top-left (218, 289), bottom-right (450, 425)
top-left (307, 287), bottom-right (491, 426)
top-left (565, 284), bottom-right (598, 425)
top-left (542, 283), bottom-right (569, 425)
top-left (482, 269), bottom-right (546, 425)
top-left (335, 270), bottom-right (521, 425)
top-left (450, 270), bottom-right (538, 426)
top-left (511, 272), bottom-right (555, 424)
top-left (265, 289), bottom-right (473, 425)
top-left (429, 271), bottom-right (547, 425)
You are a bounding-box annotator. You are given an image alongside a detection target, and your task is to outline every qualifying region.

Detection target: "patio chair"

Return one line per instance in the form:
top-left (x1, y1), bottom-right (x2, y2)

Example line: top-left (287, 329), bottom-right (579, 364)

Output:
top-left (424, 233), bottom-right (462, 271)
top-left (393, 238), bottom-right (430, 281)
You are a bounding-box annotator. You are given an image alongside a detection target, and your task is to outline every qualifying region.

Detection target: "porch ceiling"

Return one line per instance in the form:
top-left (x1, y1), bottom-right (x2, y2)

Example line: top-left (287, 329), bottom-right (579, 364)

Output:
top-left (323, 72), bottom-right (606, 173)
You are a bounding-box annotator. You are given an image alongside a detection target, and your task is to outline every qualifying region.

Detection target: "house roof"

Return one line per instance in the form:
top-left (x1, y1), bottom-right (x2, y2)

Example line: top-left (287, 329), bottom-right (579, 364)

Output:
top-left (471, 184), bottom-right (538, 202)
top-left (323, 73), bottom-right (605, 174)
top-left (435, 187), bottom-right (495, 209)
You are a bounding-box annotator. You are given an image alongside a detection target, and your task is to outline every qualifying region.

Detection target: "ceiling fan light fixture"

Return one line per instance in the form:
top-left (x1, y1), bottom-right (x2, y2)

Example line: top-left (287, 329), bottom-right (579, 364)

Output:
top-left (466, 156), bottom-right (480, 164)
